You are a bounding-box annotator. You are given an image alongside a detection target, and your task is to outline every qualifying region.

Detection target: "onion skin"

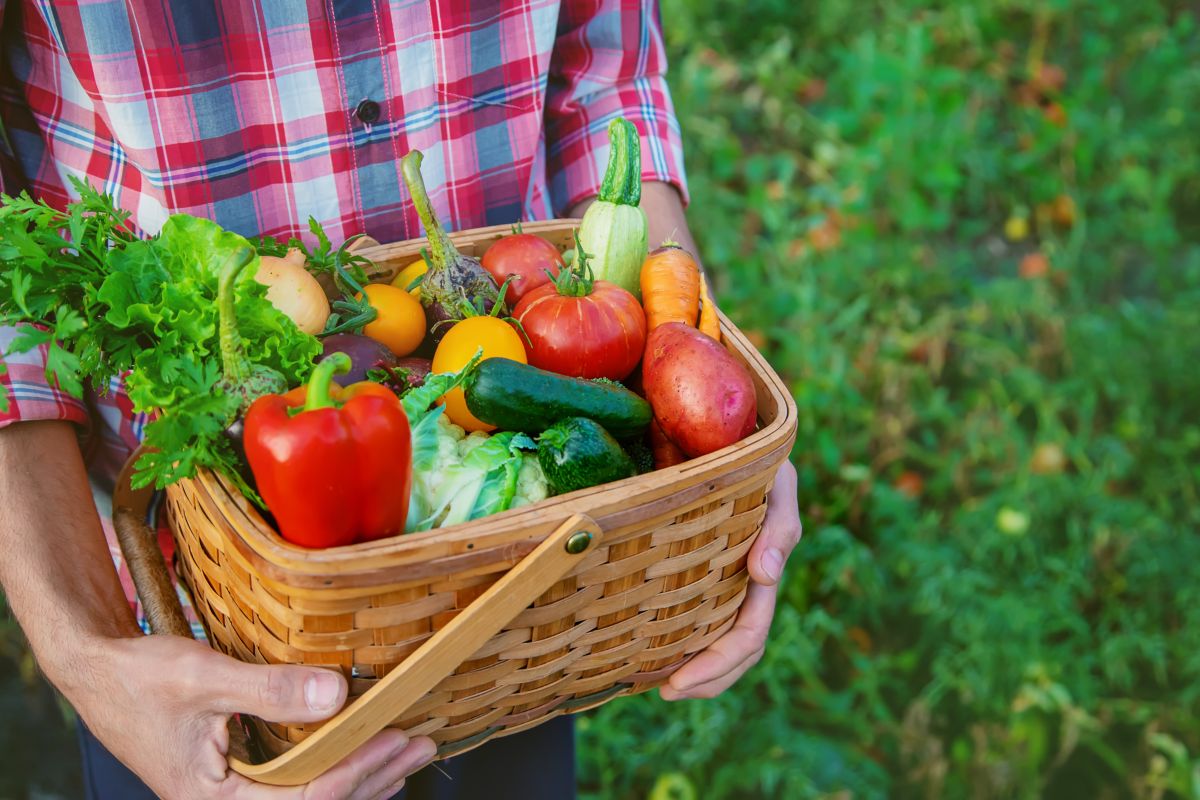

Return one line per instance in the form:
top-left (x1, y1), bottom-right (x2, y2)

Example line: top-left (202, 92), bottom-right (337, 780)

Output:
top-left (642, 322), bottom-right (757, 457)
top-left (256, 252), bottom-right (331, 335)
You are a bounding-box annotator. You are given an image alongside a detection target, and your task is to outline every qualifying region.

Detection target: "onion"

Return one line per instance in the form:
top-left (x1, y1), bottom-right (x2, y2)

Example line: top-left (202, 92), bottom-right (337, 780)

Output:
top-left (256, 249), bottom-right (330, 335)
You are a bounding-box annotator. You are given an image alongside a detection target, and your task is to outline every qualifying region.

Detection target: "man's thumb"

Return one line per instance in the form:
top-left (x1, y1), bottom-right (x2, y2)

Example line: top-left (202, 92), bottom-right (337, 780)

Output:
top-left (205, 657), bottom-right (348, 724)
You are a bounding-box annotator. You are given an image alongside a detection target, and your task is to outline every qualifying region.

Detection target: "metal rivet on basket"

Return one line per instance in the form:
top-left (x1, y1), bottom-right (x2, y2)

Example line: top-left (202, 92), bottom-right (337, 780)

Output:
top-left (565, 531), bottom-right (593, 554)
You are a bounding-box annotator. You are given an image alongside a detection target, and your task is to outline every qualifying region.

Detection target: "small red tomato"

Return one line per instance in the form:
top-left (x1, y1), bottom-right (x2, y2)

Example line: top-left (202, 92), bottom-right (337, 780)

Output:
top-left (514, 242), bottom-right (646, 381)
top-left (481, 232), bottom-right (565, 307)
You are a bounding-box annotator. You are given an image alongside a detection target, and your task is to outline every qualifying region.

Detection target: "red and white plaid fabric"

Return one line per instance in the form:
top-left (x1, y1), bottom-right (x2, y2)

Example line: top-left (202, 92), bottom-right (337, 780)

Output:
top-left (0, 0), bottom-right (687, 633)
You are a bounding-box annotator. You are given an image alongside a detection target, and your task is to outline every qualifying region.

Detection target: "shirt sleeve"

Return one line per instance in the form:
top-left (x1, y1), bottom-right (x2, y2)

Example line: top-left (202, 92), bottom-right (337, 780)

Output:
top-left (0, 325), bottom-right (91, 430)
top-left (545, 0), bottom-right (689, 216)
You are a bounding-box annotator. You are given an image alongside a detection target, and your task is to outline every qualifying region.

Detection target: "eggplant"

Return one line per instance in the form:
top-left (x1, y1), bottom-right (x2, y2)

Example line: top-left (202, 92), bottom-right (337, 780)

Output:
top-left (320, 333), bottom-right (397, 384)
top-left (222, 417), bottom-right (258, 492)
top-left (400, 150), bottom-right (500, 342)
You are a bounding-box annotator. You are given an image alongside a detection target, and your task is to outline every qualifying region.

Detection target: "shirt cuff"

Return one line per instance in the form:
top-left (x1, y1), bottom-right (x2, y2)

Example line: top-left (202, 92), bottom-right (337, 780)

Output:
top-left (546, 77), bottom-right (690, 217)
top-left (0, 325), bottom-right (91, 430)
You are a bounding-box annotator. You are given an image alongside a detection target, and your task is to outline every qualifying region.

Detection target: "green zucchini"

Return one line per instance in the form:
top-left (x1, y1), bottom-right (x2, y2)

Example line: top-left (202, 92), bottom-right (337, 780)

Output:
top-left (577, 118), bottom-right (648, 298)
top-left (464, 358), bottom-right (652, 439)
top-left (538, 417), bottom-right (638, 495)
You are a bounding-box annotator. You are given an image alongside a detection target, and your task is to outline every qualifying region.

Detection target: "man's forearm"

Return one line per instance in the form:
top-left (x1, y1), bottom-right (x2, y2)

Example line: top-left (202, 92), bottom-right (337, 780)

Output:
top-left (569, 181), bottom-right (701, 263)
top-left (0, 421), bottom-right (140, 699)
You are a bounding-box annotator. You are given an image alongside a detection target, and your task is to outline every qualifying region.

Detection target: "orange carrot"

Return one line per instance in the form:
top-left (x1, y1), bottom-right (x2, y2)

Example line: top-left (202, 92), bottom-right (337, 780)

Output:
top-left (697, 272), bottom-right (721, 342)
top-left (649, 417), bottom-right (688, 469)
top-left (640, 243), bottom-right (700, 330)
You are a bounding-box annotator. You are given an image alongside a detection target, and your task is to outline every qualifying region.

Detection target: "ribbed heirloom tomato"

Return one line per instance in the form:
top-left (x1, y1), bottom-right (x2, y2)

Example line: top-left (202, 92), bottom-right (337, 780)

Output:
top-left (513, 238), bottom-right (646, 381)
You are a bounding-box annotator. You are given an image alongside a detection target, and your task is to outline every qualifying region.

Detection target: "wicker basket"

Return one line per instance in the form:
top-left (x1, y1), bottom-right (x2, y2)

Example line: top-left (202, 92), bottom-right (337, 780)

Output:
top-left (113, 219), bottom-right (797, 786)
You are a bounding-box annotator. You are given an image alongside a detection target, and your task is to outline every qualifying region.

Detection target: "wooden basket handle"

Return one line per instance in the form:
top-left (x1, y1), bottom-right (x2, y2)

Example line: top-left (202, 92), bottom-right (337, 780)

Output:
top-left (111, 459), bottom-right (602, 786)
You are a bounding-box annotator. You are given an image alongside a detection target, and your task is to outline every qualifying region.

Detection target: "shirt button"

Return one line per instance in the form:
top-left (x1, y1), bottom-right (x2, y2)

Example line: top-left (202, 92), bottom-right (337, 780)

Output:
top-left (354, 99), bottom-right (381, 124)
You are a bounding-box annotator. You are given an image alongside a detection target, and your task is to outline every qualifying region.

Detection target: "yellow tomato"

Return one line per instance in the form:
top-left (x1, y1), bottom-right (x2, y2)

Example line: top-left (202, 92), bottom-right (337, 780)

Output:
top-left (432, 316), bottom-right (527, 432)
top-left (358, 283), bottom-right (426, 356)
top-left (391, 259), bottom-right (429, 297)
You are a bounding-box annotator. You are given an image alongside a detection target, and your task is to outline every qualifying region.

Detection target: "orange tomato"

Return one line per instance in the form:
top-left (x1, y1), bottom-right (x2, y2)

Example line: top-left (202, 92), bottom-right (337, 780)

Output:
top-left (358, 283), bottom-right (426, 356)
top-left (432, 316), bottom-right (527, 432)
top-left (391, 259), bottom-right (428, 297)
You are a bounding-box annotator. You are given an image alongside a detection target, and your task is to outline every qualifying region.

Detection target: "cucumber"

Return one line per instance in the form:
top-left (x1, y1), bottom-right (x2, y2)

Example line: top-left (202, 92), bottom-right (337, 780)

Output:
top-left (623, 436), bottom-right (655, 474)
top-left (464, 358), bottom-right (652, 439)
top-left (538, 417), bottom-right (638, 495)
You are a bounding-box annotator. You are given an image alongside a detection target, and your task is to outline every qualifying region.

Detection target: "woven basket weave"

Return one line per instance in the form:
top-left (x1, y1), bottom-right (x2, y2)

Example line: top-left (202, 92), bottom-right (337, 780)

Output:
top-left (117, 220), bottom-right (797, 782)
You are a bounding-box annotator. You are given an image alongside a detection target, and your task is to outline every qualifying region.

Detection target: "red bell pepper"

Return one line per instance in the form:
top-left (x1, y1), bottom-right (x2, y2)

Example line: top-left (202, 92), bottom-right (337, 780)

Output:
top-left (243, 352), bottom-right (412, 548)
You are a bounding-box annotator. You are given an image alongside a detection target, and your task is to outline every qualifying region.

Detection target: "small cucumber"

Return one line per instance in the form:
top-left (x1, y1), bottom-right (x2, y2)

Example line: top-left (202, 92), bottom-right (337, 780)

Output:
top-left (464, 358), bottom-right (652, 439)
top-left (538, 417), bottom-right (637, 495)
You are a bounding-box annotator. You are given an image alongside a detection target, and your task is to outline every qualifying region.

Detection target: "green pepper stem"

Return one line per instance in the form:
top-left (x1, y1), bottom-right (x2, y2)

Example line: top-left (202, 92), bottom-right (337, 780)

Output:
top-left (304, 352), bottom-right (352, 412)
top-left (218, 247), bottom-right (257, 386)
top-left (401, 150), bottom-right (460, 273)
top-left (597, 119), bottom-right (642, 207)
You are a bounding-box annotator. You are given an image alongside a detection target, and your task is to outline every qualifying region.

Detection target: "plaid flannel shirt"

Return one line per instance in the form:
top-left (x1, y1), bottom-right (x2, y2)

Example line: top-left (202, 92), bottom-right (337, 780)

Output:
top-left (0, 0), bottom-right (687, 634)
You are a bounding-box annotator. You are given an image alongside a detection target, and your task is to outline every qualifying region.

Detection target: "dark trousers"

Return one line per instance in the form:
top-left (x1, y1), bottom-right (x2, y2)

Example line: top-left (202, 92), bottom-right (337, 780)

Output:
top-left (78, 716), bottom-right (576, 799)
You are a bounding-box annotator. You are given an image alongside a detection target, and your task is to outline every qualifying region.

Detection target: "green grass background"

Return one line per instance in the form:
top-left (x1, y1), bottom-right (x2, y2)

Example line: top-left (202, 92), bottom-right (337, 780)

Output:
top-left (577, 1), bottom-right (1200, 798)
top-left (4, 1), bottom-right (1200, 798)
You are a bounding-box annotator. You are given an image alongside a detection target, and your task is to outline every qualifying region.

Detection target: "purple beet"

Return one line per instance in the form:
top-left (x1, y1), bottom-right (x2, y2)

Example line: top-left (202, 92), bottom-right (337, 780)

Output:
top-left (400, 150), bottom-right (500, 344)
top-left (390, 358), bottom-right (432, 390)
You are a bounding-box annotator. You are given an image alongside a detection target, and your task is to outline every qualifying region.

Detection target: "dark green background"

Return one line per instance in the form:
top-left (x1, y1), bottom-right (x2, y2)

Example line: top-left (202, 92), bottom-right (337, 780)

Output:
top-left (4, 0), bottom-right (1200, 797)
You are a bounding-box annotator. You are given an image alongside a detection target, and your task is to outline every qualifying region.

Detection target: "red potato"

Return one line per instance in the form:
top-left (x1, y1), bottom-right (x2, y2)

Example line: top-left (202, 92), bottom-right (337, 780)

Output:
top-left (642, 322), bottom-right (758, 457)
top-left (648, 416), bottom-right (688, 468)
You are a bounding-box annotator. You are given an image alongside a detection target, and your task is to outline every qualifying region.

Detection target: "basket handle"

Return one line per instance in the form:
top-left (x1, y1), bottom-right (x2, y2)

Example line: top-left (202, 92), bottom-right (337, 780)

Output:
top-left (111, 461), bottom-right (602, 786)
top-left (233, 512), bottom-right (600, 785)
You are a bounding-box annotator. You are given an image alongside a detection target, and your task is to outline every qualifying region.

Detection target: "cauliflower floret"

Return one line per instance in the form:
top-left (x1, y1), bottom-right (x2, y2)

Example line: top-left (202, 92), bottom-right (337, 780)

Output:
top-left (457, 430), bottom-right (492, 459)
top-left (429, 410), bottom-right (465, 472)
top-left (512, 455), bottom-right (550, 508)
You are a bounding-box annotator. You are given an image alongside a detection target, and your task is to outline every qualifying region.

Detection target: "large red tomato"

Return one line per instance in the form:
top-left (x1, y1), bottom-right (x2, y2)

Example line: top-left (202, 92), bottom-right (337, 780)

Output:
top-left (481, 232), bottom-right (565, 307)
top-left (514, 276), bottom-right (647, 381)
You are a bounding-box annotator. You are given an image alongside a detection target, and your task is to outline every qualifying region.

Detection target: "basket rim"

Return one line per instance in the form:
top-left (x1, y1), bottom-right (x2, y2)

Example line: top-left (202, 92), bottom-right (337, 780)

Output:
top-left (170, 221), bottom-right (799, 586)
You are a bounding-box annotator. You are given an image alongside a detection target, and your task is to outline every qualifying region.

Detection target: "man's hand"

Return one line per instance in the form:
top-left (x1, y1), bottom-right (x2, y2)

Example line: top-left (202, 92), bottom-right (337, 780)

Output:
top-left (0, 421), bottom-right (434, 799)
top-left (660, 461), bottom-right (802, 700)
top-left (573, 182), bottom-right (805, 701)
top-left (78, 635), bottom-right (436, 799)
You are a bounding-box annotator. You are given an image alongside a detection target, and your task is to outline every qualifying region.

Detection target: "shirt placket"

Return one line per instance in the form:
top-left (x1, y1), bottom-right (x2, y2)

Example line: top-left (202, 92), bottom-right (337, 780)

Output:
top-left (324, 0), bottom-right (412, 243)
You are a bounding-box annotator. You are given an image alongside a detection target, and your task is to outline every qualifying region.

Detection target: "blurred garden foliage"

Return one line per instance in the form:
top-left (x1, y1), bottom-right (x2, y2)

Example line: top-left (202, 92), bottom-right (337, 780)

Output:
top-left (578, 0), bottom-right (1200, 798)
top-left (3, 0), bottom-right (1199, 798)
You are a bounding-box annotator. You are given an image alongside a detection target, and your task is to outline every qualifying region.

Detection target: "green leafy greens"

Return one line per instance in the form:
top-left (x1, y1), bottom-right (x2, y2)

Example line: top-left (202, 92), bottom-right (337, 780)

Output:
top-left (0, 180), bottom-right (320, 490)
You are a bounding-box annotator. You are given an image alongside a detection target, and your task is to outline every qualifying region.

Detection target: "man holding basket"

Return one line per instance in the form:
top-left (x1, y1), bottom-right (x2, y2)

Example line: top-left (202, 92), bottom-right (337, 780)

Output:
top-left (0, 1), bottom-right (802, 797)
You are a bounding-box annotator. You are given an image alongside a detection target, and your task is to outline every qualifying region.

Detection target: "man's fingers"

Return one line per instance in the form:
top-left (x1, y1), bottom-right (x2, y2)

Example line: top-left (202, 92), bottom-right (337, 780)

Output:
top-left (662, 580), bottom-right (777, 699)
top-left (226, 730), bottom-right (413, 800)
top-left (661, 644), bottom-right (763, 701)
top-left (195, 650), bottom-right (348, 724)
top-left (351, 737), bottom-right (437, 800)
top-left (748, 461), bottom-right (802, 586)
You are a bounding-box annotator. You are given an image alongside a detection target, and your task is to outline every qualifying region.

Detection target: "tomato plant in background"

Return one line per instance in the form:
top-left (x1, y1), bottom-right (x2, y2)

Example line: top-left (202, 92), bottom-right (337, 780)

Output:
top-left (575, 1), bottom-right (1200, 798)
